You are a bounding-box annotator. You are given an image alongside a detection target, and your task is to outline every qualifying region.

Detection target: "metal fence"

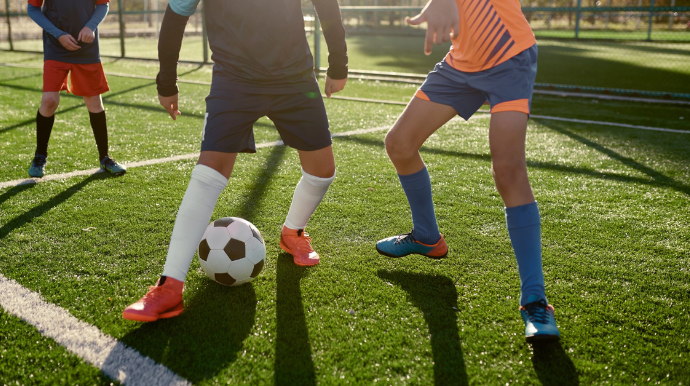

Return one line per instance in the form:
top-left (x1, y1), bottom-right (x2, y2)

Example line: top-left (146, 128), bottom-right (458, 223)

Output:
top-left (2, 0), bottom-right (690, 99)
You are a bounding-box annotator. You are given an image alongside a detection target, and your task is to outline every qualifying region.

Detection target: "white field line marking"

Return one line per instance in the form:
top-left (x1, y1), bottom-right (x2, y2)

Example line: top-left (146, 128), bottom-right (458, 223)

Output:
top-left (1, 113), bottom-right (687, 190)
top-left (3, 61), bottom-right (690, 106)
top-left (0, 273), bottom-right (191, 386)
top-left (530, 114), bottom-right (690, 134)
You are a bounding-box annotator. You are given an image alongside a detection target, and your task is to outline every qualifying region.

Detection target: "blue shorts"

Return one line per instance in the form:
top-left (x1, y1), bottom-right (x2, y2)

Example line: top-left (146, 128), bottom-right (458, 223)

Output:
top-left (201, 89), bottom-right (331, 153)
top-left (416, 44), bottom-right (538, 120)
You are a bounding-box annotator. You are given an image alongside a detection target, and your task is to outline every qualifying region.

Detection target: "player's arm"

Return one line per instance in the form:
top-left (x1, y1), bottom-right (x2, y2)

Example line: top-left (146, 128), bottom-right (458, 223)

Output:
top-left (406, 0), bottom-right (460, 55)
top-left (157, 0), bottom-right (200, 120)
top-left (27, 2), bottom-right (80, 51)
top-left (79, 1), bottom-right (109, 44)
top-left (312, 0), bottom-right (348, 98)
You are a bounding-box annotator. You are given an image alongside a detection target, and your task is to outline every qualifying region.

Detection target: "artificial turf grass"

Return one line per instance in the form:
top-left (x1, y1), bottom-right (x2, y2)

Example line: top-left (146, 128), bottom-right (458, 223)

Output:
top-left (1, 108), bottom-right (689, 385)
top-left (0, 309), bottom-right (118, 385)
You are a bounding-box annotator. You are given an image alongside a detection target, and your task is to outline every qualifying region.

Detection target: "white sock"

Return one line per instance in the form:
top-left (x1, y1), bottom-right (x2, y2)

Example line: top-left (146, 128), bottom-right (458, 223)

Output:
top-left (161, 164), bottom-right (228, 282)
top-left (284, 169), bottom-right (335, 230)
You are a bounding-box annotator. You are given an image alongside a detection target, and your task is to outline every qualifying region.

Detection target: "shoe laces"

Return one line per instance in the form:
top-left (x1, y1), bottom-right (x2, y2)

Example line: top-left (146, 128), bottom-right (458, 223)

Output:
top-left (103, 158), bottom-right (117, 167)
top-left (142, 285), bottom-right (173, 304)
top-left (523, 299), bottom-right (550, 324)
top-left (33, 155), bottom-right (47, 167)
top-left (394, 231), bottom-right (417, 245)
top-left (293, 229), bottom-right (313, 252)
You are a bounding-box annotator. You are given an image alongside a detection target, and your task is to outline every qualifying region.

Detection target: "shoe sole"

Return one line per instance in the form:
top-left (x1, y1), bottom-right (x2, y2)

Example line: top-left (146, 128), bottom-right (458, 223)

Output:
top-left (102, 168), bottom-right (126, 176)
top-left (375, 246), bottom-right (447, 259)
top-left (122, 307), bottom-right (183, 322)
top-left (280, 240), bottom-right (319, 267)
top-left (526, 334), bottom-right (560, 343)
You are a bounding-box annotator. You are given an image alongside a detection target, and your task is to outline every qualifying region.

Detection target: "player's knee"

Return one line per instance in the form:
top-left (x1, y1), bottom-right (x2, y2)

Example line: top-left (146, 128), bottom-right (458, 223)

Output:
top-left (385, 133), bottom-right (414, 161)
top-left (492, 162), bottom-right (525, 188)
top-left (83, 96), bottom-right (104, 113)
top-left (40, 96), bottom-right (59, 114)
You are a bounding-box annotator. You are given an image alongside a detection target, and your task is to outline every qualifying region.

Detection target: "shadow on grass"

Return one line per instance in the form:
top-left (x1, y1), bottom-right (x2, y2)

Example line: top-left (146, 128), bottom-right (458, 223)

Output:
top-left (0, 183), bottom-right (35, 207)
top-left (274, 254), bottom-right (316, 386)
top-left (0, 173), bottom-right (107, 240)
top-left (377, 270), bottom-right (468, 386)
top-left (115, 280), bottom-right (257, 383)
top-left (531, 340), bottom-right (579, 386)
top-left (539, 119), bottom-right (690, 198)
top-left (336, 133), bottom-right (690, 198)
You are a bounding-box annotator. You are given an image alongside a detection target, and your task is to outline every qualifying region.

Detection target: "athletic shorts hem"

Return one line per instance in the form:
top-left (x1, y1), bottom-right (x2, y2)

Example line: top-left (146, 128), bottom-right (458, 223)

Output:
top-left (491, 99), bottom-right (530, 114)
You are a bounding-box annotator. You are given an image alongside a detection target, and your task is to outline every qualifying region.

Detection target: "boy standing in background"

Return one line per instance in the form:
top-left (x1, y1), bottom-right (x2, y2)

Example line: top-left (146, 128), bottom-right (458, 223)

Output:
top-left (27, 0), bottom-right (126, 177)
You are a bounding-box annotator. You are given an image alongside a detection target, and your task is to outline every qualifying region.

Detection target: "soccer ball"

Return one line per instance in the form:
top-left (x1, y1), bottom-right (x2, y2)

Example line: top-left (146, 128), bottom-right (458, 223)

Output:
top-left (198, 217), bottom-right (266, 286)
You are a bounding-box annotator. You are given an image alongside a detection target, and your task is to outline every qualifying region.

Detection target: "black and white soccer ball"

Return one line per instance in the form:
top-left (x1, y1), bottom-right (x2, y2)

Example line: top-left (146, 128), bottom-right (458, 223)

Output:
top-left (198, 217), bottom-right (266, 286)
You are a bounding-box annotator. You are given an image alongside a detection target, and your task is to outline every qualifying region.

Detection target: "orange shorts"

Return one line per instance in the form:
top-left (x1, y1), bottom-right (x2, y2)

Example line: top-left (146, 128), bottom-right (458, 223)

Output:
top-left (43, 60), bottom-right (110, 96)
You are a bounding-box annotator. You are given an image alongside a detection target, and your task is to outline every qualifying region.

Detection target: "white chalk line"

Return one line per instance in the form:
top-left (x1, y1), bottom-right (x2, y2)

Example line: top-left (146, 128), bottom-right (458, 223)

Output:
top-left (0, 273), bottom-right (191, 386)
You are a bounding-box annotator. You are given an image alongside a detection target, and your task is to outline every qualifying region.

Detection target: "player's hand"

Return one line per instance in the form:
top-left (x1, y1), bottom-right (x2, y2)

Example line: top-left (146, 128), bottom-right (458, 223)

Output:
top-left (406, 0), bottom-right (460, 56)
top-left (324, 76), bottom-right (347, 98)
top-left (158, 94), bottom-right (181, 120)
top-left (77, 27), bottom-right (95, 44)
top-left (58, 34), bottom-right (81, 51)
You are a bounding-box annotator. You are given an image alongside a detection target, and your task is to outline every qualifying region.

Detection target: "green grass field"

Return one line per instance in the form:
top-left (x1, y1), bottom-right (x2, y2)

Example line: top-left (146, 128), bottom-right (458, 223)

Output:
top-left (5, 33), bottom-right (690, 94)
top-left (1, 53), bottom-right (689, 385)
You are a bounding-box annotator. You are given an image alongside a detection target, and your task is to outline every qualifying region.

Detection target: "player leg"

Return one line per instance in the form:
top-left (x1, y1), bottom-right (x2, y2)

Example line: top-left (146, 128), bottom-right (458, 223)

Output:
top-left (122, 92), bottom-right (262, 322)
top-left (30, 60), bottom-right (69, 177)
top-left (72, 62), bottom-right (125, 175)
top-left (29, 92), bottom-right (60, 177)
top-left (268, 92), bottom-right (335, 266)
top-left (81, 94), bottom-right (125, 175)
top-left (489, 111), bottom-right (559, 341)
top-left (375, 97), bottom-right (457, 258)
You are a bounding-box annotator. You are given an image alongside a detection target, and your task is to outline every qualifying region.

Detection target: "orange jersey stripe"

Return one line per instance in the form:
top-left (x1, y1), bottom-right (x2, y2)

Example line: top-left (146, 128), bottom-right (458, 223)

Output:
top-left (445, 0), bottom-right (535, 72)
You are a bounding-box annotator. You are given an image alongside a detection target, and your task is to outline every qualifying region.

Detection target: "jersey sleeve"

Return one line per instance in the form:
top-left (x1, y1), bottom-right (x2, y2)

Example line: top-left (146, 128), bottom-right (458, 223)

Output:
top-left (27, 0), bottom-right (43, 7)
top-left (168, 0), bottom-right (201, 17)
top-left (312, 0), bottom-right (348, 79)
top-left (96, 0), bottom-right (110, 4)
top-left (27, 3), bottom-right (66, 39)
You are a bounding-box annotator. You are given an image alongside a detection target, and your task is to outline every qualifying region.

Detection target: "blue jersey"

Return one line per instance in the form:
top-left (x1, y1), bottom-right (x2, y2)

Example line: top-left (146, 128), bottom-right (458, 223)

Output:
top-left (28, 0), bottom-right (109, 64)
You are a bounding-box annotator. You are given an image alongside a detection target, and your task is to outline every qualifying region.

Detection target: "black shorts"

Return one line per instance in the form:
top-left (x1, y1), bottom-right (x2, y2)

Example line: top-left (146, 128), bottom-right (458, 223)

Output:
top-left (200, 89), bottom-right (332, 153)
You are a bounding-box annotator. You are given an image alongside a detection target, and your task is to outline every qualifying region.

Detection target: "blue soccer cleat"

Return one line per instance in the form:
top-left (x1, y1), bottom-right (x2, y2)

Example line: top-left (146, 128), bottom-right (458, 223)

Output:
top-left (376, 231), bottom-right (448, 258)
top-left (28, 154), bottom-right (47, 177)
top-left (520, 294), bottom-right (560, 342)
top-left (100, 156), bottom-right (127, 176)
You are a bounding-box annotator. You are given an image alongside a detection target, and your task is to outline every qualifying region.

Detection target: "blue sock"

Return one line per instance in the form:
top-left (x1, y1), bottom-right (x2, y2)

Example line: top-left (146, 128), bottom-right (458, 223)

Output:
top-left (398, 167), bottom-right (440, 245)
top-left (505, 201), bottom-right (546, 306)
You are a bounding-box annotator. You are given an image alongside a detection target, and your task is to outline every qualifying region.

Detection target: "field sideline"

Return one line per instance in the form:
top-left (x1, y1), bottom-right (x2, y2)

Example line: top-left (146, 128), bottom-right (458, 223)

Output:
top-left (1, 54), bottom-right (689, 385)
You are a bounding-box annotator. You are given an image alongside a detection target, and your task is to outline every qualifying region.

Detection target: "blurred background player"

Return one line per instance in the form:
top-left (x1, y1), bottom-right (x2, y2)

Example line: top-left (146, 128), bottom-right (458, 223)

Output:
top-left (375, 0), bottom-right (560, 342)
top-left (26, 0), bottom-right (126, 177)
top-left (123, 0), bottom-right (347, 322)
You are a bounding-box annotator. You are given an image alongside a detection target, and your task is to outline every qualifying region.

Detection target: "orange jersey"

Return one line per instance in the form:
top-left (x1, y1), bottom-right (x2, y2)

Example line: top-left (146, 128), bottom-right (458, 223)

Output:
top-left (445, 0), bottom-right (536, 72)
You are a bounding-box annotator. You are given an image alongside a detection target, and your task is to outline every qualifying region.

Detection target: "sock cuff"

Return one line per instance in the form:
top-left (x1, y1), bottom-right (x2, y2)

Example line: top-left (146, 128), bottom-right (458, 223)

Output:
top-left (398, 166), bottom-right (430, 190)
top-left (301, 168), bottom-right (335, 187)
top-left (192, 164), bottom-right (229, 188)
top-left (505, 201), bottom-right (541, 229)
top-left (36, 110), bottom-right (55, 120)
top-left (88, 110), bottom-right (105, 117)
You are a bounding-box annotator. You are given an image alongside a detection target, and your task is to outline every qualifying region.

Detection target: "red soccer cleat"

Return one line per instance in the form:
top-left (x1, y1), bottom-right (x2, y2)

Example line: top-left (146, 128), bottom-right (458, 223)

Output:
top-left (279, 226), bottom-right (320, 266)
top-left (122, 276), bottom-right (184, 322)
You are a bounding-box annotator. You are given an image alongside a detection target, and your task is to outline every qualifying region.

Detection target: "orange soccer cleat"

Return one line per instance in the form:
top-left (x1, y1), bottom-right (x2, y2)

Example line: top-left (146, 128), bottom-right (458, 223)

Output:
top-left (122, 276), bottom-right (184, 322)
top-left (279, 226), bottom-right (320, 266)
